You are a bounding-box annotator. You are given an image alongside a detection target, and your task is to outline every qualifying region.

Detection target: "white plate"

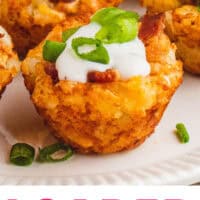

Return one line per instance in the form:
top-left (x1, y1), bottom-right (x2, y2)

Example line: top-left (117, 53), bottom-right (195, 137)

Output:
top-left (0, 0), bottom-right (200, 185)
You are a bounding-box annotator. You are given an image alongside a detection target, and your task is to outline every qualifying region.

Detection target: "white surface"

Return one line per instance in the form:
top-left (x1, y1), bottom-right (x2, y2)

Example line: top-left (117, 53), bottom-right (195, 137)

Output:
top-left (1, 186), bottom-right (200, 199)
top-left (57, 22), bottom-right (149, 82)
top-left (0, 0), bottom-right (200, 185)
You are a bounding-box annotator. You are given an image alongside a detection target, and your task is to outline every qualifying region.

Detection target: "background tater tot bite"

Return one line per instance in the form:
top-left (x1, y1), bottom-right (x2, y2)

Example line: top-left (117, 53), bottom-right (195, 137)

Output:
top-left (165, 5), bottom-right (200, 74)
top-left (0, 26), bottom-right (20, 97)
top-left (0, 0), bottom-right (123, 57)
top-left (140, 0), bottom-right (195, 13)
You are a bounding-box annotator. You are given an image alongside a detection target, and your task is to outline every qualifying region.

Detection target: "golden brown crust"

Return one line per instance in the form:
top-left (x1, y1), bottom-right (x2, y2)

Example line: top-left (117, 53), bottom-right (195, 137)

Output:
top-left (165, 5), bottom-right (200, 74)
top-left (22, 14), bottom-right (183, 154)
top-left (140, 0), bottom-right (196, 13)
top-left (139, 13), bottom-right (165, 42)
top-left (0, 0), bottom-right (123, 57)
top-left (0, 28), bottom-right (20, 97)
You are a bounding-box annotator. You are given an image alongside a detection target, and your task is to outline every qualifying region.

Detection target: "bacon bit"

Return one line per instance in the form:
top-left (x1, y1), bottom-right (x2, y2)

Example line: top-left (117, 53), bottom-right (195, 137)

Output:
top-left (87, 69), bottom-right (120, 83)
top-left (44, 63), bottom-right (59, 84)
top-left (0, 33), bottom-right (4, 38)
top-left (139, 13), bottom-right (165, 43)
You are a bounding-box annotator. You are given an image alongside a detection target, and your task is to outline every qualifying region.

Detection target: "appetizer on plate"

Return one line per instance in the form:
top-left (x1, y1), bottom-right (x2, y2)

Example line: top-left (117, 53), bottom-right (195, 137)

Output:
top-left (22, 8), bottom-right (183, 154)
top-left (140, 0), bottom-right (195, 13)
top-left (165, 5), bottom-right (200, 74)
top-left (0, 0), bottom-right (123, 57)
top-left (0, 26), bottom-right (20, 97)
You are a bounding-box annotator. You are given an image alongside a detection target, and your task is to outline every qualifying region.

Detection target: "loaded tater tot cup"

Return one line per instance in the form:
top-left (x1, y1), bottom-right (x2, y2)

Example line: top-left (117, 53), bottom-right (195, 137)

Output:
top-left (22, 8), bottom-right (183, 154)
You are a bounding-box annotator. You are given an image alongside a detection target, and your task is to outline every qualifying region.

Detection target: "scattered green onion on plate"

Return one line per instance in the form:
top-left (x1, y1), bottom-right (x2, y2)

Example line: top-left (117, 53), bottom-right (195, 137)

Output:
top-left (175, 123), bottom-right (190, 143)
top-left (10, 143), bottom-right (35, 166)
top-left (38, 143), bottom-right (73, 163)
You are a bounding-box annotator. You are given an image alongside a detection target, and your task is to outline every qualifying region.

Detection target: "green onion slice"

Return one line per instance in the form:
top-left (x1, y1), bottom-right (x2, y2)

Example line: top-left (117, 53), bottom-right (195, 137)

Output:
top-left (91, 7), bottom-right (139, 25)
top-left (92, 7), bottom-right (139, 44)
top-left (117, 10), bottom-right (140, 21)
top-left (116, 17), bottom-right (138, 42)
top-left (62, 27), bottom-right (80, 42)
top-left (96, 17), bottom-right (138, 44)
top-left (91, 7), bottom-right (125, 25)
top-left (176, 123), bottom-right (190, 143)
top-left (72, 37), bottom-right (110, 64)
top-left (38, 143), bottom-right (73, 163)
top-left (43, 40), bottom-right (66, 62)
top-left (10, 143), bottom-right (35, 166)
top-left (95, 24), bottom-right (121, 44)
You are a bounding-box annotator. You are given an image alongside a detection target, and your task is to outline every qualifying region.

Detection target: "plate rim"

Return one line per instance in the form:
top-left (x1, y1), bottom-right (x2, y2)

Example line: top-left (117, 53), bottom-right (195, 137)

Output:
top-left (1, 0), bottom-right (200, 186)
top-left (0, 147), bottom-right (200, 185)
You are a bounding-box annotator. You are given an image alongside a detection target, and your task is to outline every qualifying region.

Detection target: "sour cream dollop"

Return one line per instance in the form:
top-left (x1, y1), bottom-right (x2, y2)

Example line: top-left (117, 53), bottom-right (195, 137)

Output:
top-left (56, 22), bottom-right (150, 83)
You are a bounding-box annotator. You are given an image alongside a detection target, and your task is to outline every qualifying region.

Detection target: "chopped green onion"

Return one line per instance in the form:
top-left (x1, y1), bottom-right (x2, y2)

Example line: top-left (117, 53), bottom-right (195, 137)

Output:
top-left (95, 24), bottom-right (121, 44)
top-left (176, 123), bottom-right (190, 143)
top-left (10, 143), bottom-right (35, 166)
top-left (38, 143), bottom-right (73, 163)
top-left (72, 37), bottom-right (110, 64)
top-left (96, 17), bottom-right (138, 44)
top-left (116, 17), bottom-right (138, 42)
top-left (91, 7), bottom-right (125, 25)
top-left (43, 40), bottom-right (66, 62)
top-left (62, 27), bottom-right (80, 42)
top-left (91, 7), bottom-right (139, 25)
top-left (92, 7), bottom-right (139, 44)
top-left (117, 10), bottom-right (140, 21)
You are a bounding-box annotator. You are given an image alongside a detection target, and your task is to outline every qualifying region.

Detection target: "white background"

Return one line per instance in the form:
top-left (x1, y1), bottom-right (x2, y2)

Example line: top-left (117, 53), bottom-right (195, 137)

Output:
top-left (1, 186), bottom-right (200, 200)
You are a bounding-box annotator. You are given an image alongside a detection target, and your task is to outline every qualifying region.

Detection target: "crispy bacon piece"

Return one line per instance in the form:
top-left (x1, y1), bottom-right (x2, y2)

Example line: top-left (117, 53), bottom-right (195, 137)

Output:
top-left (44, 63), bottom-right (59, 84)
top-left (139, 13), bottom-right (165, 43)
top-left (87, 69), bottom-right (120, 83)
